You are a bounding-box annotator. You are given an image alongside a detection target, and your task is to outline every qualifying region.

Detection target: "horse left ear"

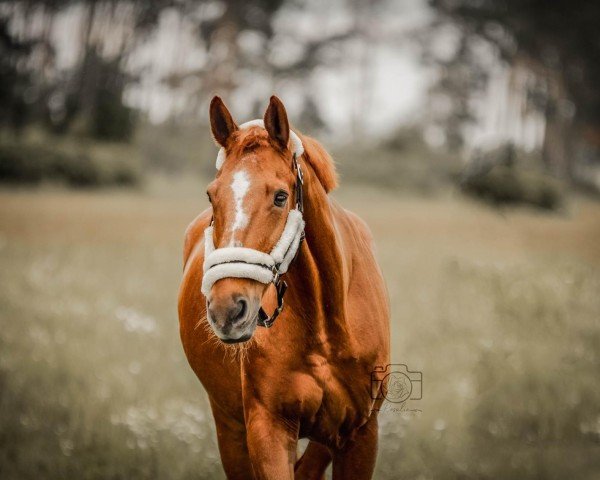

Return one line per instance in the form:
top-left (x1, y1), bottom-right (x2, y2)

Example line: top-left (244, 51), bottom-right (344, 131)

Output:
top-left (264, 95), bottom-right (290, 151)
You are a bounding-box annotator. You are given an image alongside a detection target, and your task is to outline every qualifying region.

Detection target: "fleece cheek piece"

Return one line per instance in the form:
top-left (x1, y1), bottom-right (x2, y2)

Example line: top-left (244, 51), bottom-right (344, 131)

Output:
top-left (201, 209), bottom-right (305, 296)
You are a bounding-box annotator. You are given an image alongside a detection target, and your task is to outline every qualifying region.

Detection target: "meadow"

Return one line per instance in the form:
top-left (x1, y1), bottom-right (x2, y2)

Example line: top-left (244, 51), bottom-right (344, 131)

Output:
top-left (0, 179), bottom-right (599, 479)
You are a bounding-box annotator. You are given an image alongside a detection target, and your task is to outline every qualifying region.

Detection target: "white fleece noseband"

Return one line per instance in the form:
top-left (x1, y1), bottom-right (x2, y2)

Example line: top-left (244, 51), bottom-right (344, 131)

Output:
top-left (202, 120), bottom-right (305, 296)
top-left (201, 209), bottom-right (304, 295)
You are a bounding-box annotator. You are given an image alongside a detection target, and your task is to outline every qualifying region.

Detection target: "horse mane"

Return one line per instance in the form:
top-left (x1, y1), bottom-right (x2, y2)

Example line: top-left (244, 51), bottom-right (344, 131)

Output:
top-left (298, 133), bottom-right (338, 193)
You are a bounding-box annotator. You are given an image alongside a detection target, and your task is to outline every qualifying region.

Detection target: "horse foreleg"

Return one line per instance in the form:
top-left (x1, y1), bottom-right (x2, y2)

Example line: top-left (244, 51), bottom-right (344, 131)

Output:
top-left (245, 406), bottom-right (297, 480)
top-left (211, 401), bottom-right (255, 480)
top-left (294, 440), bottom-right (332, 480)
top-left (331, 415), bottom-right (379, 480)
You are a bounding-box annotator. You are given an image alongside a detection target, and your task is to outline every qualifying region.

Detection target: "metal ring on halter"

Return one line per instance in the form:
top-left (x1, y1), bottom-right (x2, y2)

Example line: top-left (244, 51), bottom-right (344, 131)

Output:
top-left (271, 265), bottom-right (280, 285)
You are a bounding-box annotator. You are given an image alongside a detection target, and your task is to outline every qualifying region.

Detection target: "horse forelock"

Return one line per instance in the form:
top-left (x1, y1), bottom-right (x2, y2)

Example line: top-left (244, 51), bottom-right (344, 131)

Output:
top-left (227, 127), bottom-right (277, 159)
top-left (224, 127), bottom-right (338, 194)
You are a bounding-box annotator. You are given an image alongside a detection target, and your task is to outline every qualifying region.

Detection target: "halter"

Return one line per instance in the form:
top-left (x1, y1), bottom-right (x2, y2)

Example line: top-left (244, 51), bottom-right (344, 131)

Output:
top-left (202, 121), bottom-right (305, 328)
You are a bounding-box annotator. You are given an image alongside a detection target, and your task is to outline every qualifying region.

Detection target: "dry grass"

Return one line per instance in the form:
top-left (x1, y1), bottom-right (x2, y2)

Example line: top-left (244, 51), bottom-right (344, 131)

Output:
top-left (1, 180), bottom-right (599, 479)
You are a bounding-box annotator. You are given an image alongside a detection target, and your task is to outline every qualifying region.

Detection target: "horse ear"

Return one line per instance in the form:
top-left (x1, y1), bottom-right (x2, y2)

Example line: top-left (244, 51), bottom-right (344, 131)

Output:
top-left (210, 96), bottom-right (237, 147)
top-left (264, 95), bottom-right (290, 150)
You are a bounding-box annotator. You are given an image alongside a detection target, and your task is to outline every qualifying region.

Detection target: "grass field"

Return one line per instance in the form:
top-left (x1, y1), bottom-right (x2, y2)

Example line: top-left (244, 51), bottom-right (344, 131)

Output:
top-left (1, 179), bottom-right (599, 479)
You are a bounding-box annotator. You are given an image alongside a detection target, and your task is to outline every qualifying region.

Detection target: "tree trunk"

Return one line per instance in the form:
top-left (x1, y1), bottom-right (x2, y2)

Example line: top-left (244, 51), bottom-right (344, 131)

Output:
top-left (541, 72), bottom-right (575, 180)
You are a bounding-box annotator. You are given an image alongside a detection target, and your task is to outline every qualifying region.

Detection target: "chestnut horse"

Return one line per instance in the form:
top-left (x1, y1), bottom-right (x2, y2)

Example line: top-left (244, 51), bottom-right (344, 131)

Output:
top-left (178, 96), bottom-right (390, 479)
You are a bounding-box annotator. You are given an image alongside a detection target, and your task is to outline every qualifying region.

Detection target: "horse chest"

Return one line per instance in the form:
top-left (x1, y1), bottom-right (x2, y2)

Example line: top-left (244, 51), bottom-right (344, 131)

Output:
top-left (288, 358), bottom-right (374, 447)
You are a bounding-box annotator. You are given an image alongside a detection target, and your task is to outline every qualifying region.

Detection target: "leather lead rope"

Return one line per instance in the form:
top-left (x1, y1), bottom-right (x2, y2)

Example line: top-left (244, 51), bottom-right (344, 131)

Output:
top-left (256, 153), bottom-right (304, 328)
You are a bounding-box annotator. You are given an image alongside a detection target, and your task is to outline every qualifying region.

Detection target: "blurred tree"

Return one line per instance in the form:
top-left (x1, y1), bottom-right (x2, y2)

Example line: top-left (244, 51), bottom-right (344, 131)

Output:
top-left (195, 0), bottom-right (285, 93)
top-left (429, 0), bottom-right (600, 178)
top-left (163, 0), bottom-right (355, 130)
top-left (426, 34), bottom-right (488, 152)
top-left (158, 0), bottom-right (288, 113)
top-left (50, 0), bottom-right (173, 141)
top-left (89, 54), bottom-right (136, 141)
top-left (0, 0), bottom-right (173, 141)
top-left (0, 16), bottom-right (34, 135)
top-left (0, 0), bottom-right (363, 142)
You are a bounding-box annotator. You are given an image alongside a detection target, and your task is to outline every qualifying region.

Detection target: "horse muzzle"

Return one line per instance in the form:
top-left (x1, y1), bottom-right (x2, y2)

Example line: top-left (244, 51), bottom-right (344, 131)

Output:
top-left (206, 283), bottom-right (261, 343)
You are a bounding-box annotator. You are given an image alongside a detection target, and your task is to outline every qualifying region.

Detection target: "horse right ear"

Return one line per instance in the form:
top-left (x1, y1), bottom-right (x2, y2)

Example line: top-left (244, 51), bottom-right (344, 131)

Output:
top-left (264, 95), bottom-right (290, 151)
top-left (209, 96), bottom-right (238, 147)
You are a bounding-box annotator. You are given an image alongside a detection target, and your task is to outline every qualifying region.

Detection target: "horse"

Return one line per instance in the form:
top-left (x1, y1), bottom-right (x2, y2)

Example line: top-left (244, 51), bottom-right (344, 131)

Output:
top-left (178, 95), bottom-right (390, 479)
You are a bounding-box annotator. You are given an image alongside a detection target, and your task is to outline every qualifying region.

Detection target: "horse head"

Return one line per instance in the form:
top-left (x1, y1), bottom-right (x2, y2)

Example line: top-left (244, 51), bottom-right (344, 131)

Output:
top-left (203, 95), bottom-right (303, 343)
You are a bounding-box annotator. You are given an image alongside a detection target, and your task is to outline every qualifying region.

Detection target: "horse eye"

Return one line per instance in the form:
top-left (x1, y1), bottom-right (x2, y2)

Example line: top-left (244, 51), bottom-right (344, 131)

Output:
top-left (274, 190), bottom-right (288, 207)
top-left (206, 191), bottom-right (212, 203)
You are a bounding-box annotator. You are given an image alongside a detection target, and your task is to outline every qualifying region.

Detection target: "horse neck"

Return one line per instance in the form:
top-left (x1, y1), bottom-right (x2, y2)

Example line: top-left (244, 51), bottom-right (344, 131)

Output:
top-left (285, 163), bottom-right (351, 345)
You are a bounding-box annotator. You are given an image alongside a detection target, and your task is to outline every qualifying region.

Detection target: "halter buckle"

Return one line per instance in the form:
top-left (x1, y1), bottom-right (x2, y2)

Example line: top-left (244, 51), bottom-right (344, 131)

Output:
top-left (293, 155), bottom-right (304, 213)
top-left (257, 279), bottom-right (287, 328)
top-left (271, 265), bottom-right (280, 285)
top-left (297, 163), bottom-right (304, 185)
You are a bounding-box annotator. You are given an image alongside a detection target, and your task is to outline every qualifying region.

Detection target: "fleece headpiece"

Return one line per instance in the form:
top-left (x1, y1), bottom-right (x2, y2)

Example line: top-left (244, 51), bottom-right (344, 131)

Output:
top-left (215, 119), bottom-right (304, 170)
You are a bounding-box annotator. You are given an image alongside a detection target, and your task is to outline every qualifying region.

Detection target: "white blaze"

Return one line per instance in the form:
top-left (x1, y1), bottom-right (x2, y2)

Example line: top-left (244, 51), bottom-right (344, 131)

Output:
top-left (229, 170), bottom-right (250, 244)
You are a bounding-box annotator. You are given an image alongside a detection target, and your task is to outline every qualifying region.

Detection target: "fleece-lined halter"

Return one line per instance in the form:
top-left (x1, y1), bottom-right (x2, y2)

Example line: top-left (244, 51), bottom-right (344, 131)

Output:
top-left (202, 120), bottom-right (305, 328)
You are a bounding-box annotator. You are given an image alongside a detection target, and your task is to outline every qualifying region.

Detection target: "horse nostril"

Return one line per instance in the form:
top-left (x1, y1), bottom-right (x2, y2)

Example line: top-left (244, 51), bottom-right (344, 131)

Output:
top-left (230, 298), bottom-right (247, 323)
top-left (208, 296), bottom-right (248, 328)
top-left (207, 304), bottom-right (217, 323)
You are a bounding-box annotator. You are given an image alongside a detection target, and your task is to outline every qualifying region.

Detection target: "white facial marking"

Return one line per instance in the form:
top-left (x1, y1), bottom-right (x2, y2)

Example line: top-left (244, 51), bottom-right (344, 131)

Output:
top-left (229, 170), bottom-right (250, 245)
